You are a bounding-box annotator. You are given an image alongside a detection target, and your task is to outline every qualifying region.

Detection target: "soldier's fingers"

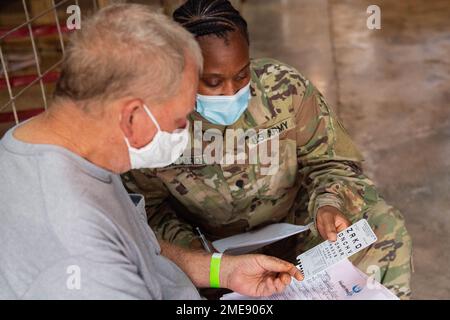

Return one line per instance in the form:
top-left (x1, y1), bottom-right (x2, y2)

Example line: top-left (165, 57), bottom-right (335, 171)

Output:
top-left (319, 212), bottom-right (338, 241)
top-left (325, 224), bottom-right (337, 241)
top-left (316, 219), bottom-right (325, 239)
top-left (316, 214), bottom-right (328, 240)
top-left (335, 214), bottom-right (351, 232)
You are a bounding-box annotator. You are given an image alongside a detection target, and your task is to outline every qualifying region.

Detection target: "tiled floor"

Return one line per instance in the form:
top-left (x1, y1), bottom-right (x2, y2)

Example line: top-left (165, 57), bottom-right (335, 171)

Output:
top-left (242, 0), bottom-right (450, 299)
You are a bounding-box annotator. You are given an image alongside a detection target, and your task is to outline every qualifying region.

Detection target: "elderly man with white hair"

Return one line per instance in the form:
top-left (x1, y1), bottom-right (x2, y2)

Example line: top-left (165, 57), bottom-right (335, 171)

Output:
top-left (0, 4), bottom-right (302, 299)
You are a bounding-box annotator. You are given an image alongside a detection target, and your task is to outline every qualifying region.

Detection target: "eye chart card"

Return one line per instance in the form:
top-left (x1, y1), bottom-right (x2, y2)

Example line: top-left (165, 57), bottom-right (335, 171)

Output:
top-left (296, 219), bottom-right (377, 278)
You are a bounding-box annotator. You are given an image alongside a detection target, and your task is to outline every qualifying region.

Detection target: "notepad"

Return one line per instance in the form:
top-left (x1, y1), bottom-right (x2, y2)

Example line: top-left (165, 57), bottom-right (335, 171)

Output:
top-left (211, 222), bottom-right (312, 255)
top-left (221, 258), bottom-right (398, 300)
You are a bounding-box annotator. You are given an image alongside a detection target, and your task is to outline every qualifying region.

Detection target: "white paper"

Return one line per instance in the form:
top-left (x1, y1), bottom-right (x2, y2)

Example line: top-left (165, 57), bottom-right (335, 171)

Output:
top-left (212, 223), bottom-right (312, 255)
top-left (221, 259), bottom-right (398, 300)
top-left (296, 219), bottom-right (377, 278)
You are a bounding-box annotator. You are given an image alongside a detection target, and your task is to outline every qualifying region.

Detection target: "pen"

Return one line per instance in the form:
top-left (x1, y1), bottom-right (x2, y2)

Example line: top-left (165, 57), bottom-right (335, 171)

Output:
top-left (195, 227), bottom-right (212, 253)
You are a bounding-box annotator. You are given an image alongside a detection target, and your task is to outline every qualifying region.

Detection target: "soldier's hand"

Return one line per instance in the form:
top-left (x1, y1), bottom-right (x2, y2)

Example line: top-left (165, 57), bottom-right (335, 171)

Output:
top-left (220, 254), bottom-right (303, 297)
top-left (316, 206), bottom-right (351, 241)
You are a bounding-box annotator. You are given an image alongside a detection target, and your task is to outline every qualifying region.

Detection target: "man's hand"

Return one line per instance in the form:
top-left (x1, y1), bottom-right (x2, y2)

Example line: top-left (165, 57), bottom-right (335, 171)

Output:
top-left (160, 241), bottom-right (302, 297)
top-left (316, 206), bottom-right (351, 241)
top-left (221, 254), bottom-right (303, 297)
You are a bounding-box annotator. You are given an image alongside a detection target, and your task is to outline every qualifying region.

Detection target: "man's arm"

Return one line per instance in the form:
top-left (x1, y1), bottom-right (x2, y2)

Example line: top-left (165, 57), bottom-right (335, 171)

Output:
top-left (159, 241), bottom-right (303, 297)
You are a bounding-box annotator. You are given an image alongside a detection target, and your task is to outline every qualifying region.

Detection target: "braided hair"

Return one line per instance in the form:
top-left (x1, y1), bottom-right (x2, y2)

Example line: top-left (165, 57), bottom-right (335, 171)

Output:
top-left (173, 0), bottom-right (249, 44)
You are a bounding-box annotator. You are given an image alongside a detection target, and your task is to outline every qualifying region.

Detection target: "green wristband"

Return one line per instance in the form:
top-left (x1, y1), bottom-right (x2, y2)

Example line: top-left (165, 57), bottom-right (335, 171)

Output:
top-left (210, 253), bottom-right (223, 288)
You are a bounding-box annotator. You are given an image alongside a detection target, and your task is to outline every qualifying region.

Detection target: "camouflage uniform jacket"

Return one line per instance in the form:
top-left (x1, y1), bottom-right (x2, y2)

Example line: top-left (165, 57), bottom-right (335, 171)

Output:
top-left (122, 58), bottom-right (379, 248)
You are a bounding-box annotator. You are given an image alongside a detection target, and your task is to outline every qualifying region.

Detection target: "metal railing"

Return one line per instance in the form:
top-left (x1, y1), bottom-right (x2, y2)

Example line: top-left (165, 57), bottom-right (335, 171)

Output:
top-left (0, 0), bottom-right (84, 125)
top-left (0, 0), bottom-right (216, 130)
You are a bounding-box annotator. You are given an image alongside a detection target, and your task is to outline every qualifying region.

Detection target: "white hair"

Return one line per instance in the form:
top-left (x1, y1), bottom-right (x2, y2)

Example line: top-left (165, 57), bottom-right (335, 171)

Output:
top-left (54, 3), bottom-right (203, 106)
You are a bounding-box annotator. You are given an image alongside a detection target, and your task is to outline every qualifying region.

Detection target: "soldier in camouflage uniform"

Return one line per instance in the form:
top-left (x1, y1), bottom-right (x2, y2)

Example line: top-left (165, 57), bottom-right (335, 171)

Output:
top-left (122, 0), bottom-right (412, 299)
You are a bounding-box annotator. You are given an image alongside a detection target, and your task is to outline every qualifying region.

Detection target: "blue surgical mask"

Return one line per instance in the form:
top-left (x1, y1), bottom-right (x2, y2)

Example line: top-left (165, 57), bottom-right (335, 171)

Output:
top-left (196, 82), bottom-right (251, 126)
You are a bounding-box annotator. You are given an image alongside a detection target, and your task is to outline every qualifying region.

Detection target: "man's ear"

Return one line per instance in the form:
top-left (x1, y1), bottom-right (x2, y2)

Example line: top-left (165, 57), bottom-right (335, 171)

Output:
top-left (119, 99), bottom-right (143, 145)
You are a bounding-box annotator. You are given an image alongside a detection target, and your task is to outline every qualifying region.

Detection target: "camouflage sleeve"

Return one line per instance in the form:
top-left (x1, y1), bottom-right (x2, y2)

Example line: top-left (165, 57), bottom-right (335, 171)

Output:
top-left (295, 79), bottom-right (380, 224)
top-left (121, 170), bottom-right (197, 248)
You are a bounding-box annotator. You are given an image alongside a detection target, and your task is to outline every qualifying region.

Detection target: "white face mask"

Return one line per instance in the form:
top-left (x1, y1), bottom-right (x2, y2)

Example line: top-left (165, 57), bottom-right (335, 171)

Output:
top-left (125, 105), bottom-right (189, 169)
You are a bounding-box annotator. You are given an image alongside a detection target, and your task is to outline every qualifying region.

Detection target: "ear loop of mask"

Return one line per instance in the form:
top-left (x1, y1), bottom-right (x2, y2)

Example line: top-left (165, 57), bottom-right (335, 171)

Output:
top-left (124, 104), bottom-right (160, 150)
top-left (142, 105), bottom-right (161, 132)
